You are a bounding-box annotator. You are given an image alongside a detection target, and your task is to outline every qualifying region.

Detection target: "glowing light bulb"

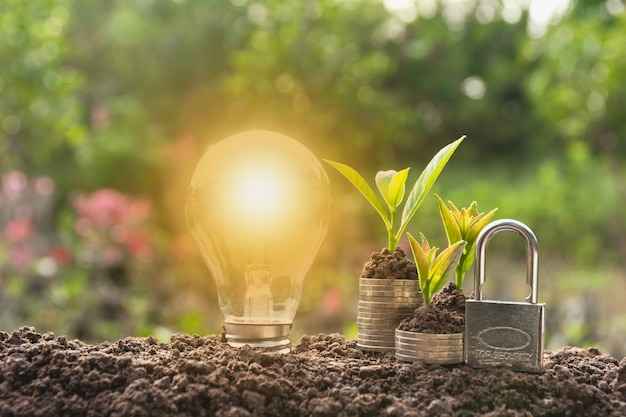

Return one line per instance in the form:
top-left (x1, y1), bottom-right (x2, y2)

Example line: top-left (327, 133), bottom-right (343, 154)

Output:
top-left (186, 130), bottom-right (331, 352)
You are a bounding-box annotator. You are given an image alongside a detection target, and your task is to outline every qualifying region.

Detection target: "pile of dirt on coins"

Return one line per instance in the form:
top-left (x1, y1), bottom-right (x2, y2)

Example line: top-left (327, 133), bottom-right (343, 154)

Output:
top-left (398, 283), bottom-right (467, 334)
top-left (1, 327), bottom-right (625, 416)
top-left (361, 248), bottom-right (418, 280)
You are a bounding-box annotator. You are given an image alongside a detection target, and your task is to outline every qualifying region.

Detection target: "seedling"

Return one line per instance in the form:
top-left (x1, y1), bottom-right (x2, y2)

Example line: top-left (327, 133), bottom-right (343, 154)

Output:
top-left (435, 195), bottom-right (497, 290)
top-left (407, 233), bottom-right (466, 305)
top-left (324, 136), bottom-right (465, 251)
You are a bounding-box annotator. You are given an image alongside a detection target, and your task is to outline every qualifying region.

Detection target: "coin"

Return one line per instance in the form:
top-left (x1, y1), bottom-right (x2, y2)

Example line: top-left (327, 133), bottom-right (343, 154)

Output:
top-left (358, 301), bottom-right (420, 309)
top-left (359, 278), bottom-right (419, 286)
top-left (357, 312), bottom-right (405, 318)
top-left (394, 351), bottom-right (462, 364)
top-left (357, 342), bottom-right (395, 352)
top-left (394, 340), bottom-right (464, 350)
top-left (394, 348), bottom-right (463, 359)
top-left (358, 329), bottom-right (395, 336)
top-left (357, 320), bottom-right (402, 329)
top-left (359, 290), bottom-right (418, 295)
top-left (395, 330), bottom-right (464, 341)
top-left (359, 295), bottom-right (423, 304)
top-left (358, 306), bottom-right (415, 315)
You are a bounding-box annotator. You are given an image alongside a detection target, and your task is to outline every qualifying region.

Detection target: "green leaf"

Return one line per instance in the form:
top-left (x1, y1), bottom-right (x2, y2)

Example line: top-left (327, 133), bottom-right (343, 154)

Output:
top-left (407, 233), bottom-right (429, 293)
top-left (375, 170), bottom-right (395, 209)
top-left (458, 244), bottom-right (476, 276)
top-left (435, 194), bottom-right (462, 244)
top-left (388, 168), bottom-right (410, 208)
top-left (429, 240), bottom-right (467, 297)
top-left (466, 208), bottom-right (498, 246)
top-left (324, 160), bottom-right (391, 229)
top-left (396, 135), bottom-right (465, 240)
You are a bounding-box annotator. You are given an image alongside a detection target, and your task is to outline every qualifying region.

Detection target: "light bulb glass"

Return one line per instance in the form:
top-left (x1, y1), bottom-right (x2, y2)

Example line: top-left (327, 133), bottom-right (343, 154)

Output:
top-left (186, 130), bottom-right (331, 351)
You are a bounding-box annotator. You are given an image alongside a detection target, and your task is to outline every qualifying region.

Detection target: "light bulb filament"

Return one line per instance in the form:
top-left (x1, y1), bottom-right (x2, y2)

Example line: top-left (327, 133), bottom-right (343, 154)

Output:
top-left (244, 264), bottom-right (274, 322)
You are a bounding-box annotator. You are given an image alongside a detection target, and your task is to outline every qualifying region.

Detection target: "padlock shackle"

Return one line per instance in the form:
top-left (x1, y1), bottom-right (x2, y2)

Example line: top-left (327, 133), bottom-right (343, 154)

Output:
top-left (474, 219), bottom-right (539, 303)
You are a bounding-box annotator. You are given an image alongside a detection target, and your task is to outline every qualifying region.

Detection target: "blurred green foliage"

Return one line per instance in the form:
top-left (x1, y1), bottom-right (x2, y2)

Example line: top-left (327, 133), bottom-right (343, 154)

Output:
top-left (0, 0), bottom-right (625, 358)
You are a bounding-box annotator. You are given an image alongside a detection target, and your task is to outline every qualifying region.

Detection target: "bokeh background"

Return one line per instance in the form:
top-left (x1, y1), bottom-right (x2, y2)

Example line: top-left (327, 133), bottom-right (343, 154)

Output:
top-left (1, 0), bottom-right (625, 358)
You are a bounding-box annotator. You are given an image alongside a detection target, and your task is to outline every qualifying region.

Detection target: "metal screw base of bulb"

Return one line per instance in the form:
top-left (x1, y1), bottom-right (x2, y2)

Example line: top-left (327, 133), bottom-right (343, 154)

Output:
top-left (223, 322), bottom-right (292, 354)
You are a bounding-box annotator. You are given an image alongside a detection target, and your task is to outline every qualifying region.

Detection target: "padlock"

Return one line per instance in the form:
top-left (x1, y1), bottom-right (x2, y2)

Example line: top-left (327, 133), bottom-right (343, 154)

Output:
top-left (465, 219), bottom-right (545, 373)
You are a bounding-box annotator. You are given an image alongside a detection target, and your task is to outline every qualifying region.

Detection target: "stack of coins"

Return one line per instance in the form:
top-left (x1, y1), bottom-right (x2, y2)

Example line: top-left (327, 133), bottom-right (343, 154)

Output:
top-left (357, 278), bottom-right (422, 352)
top-left (394, 329), bottom-right (464, 364)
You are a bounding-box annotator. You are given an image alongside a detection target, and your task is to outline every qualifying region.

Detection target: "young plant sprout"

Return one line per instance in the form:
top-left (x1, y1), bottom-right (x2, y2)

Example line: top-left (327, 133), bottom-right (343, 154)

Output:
top-left (407, 232), bottom-right (466, 305)
top-left (324, 136), bottom-right (465, 251)
top-left (435, 195), bottom-right (498, 290)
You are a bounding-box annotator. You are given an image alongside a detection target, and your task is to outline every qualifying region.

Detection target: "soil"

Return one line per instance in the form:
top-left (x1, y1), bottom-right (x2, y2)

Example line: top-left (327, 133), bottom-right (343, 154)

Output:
top-left (398, 283), bottom-right (466, 334)
top-left (361, 248), bottom-right (418, 280)
top-left (1, 327), bottom-right (625, 417)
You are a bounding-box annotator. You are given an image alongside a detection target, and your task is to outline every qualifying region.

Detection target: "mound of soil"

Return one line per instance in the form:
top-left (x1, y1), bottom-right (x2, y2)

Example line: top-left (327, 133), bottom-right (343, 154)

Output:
top-left (361, 248), bottom-right (418, 280)
top-left (1, 327), bottom-right (625, 416)
top-left (398, 283), bottom-right (466, 333)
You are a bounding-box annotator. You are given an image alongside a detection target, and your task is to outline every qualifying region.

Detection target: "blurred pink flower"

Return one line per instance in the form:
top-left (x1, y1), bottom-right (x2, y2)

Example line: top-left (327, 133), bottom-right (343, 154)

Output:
top-left (102, 245), bottom-right (125, 265)
top-left (90, 103), bottom-right (110, 128)
top-left (47, 246), bottom-right (73, 265)
top-left (73, 189), bottom-right (131, 229)
top-left (2, 171), bottom-right (28, 201)
top-left (123, 233), bottom-right (151, 259)
top-left (74, 218), bottom-right (93, 237)
top-left (321, 287), bottom-right (343, 316)
top-left (34, 176), bottom-right (55, 196)
top-left (9, 245), bottom-right (33, 269)
top-left (4, 218), bottom-right (35, 242)
top-left (72, 188), bottom-right (153, 265)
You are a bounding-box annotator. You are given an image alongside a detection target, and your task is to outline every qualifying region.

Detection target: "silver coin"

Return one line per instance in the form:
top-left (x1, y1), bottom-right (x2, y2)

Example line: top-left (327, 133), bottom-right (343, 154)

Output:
top-left (357, 304), bottom-right (416, 312)
top-left (356, 318), bottom-right (404, 326)
top-left (358, 301), bottom-right (420, 309)
top-left (357, 326), bottom-right (401, 333)
top-left (357, 344), bottom-right (394, 353)
top-left (359, 295), bottom-right (419, 303)
top-left (357, 338), bottom-right (395, 346)
top-left (357, 310), bottom-right (409, 318)
top-left (357, 320), bottom-right (401, 328)
top-left (358, 307), bottom-right (413, 314)
top-left (394, 352), bottom-right (463, 364)
top-left (356, 315), bottom-right (401, 322)
top-left (394, 344), bottom-right (463, 355)
top-left (358, 305), bottom-right (416, 313)
top-left (358, 287), bottom-right (419, 294)
top-left (395, 330), bottom-right (463, 340)
top-left (359, 278), bottom-right (419, 286)
top-left (357, 334), bottom-right (396, 341)
top-left (357, 315), bottom-right (409, 323)
top-left (359, 284), bottom-right (419, 290)
top-left (357, 336), bottom-right (396, 345)
top-left (394, 334), bottom-right (463, 344)
top-left (358, 334), bottom-right (396, 342)
top-left (394, 339), bottom-right (464, 350)
top-left (394, 348), bottom-right (463, 359)
top-left (358, 331), bottom-right (396, 339)
top-left (359, 282), bottom-right (419, 288)
top-left (358, 331), bottom-right (396, 338)
top-left (357, 310), bottom-right (402, 320)
top-left (358, 320), bottom-right (398, 328)
top-left (359, 295), bottom-right (422, 304)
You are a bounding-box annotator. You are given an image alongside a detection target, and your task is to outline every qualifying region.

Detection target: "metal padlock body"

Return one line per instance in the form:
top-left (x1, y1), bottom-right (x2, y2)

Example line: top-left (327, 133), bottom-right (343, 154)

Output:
top-left (465, 219), bottom-right (545, 373)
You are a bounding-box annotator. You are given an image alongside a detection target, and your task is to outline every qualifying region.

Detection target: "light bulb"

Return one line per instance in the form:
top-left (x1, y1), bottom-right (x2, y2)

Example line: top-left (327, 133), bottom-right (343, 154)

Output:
top-left (186, 130), bottom-right (331, 352)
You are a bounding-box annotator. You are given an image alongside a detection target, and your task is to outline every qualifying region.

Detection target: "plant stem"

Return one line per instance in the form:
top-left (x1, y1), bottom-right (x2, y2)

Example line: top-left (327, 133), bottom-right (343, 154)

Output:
top-left (423, 291), bottom-right (431, 305)
top-left (455, 268), bottom-right (463, 290)
top-left (388, 209), bottom-right (397, 251)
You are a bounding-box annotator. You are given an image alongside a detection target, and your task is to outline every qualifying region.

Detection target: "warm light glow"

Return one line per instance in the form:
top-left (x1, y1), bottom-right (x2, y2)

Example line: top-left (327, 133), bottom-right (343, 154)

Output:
top-left (230, 164), bottom-right (290, 222)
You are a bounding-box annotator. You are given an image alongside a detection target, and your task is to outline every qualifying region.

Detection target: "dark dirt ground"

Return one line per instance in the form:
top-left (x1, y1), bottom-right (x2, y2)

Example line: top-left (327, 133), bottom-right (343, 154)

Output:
top-left (361, 248), bottom-right (418, 280)
top-left (1, 327), bottom-right (625, 417)
top-left (398, 283), bottom-right (466, 334)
